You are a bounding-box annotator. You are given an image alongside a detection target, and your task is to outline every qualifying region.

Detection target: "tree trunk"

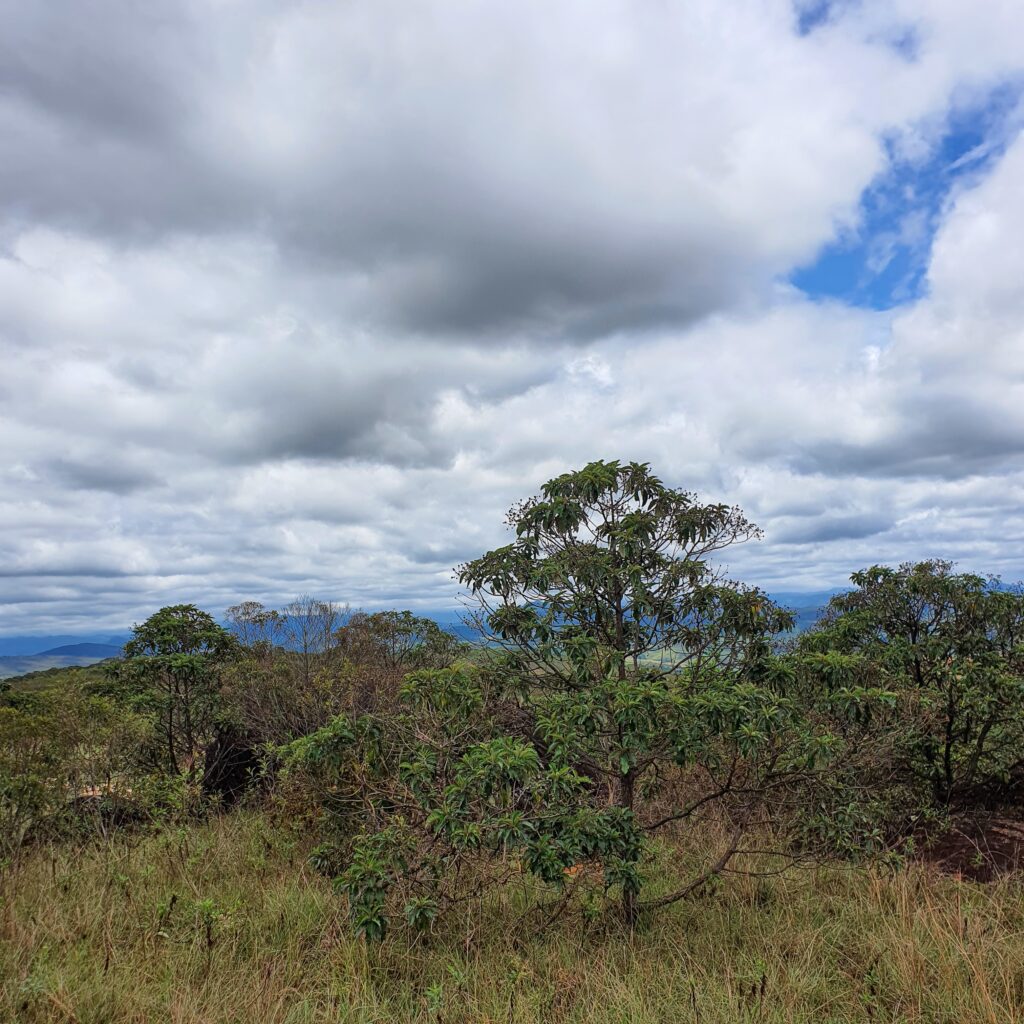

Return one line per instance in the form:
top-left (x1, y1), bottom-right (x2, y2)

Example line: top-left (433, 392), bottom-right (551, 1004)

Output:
top-left (617, 768), bottom-right (637, 924)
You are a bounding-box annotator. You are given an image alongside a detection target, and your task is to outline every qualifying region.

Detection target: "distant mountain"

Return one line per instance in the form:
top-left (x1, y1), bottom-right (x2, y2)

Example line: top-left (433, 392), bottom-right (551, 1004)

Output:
top-left (0, 634), bottom-right (129, 657)
top-left (35, 642), bottom-right (122, 658)
top-left (766, 590), bottom-right (845, 633)
top-left (0, 647), bottom-right (121, 680)
top-left (0, 592), bottom-right (839, 674)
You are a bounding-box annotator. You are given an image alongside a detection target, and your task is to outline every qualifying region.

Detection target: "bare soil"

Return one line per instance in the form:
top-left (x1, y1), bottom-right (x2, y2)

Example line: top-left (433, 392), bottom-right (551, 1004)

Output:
top-left (921, 817), bottom-right (1024, 881)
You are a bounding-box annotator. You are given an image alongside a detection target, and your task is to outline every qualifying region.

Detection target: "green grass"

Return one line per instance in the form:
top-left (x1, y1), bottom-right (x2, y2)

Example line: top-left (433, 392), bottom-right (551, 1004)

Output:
top-left (3, 812), bottom-right (1024, 1023)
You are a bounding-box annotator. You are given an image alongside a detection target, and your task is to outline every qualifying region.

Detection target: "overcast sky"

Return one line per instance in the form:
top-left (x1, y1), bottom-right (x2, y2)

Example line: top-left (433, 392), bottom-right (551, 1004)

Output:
top-left (2, 0), bottom-right (1024, 634)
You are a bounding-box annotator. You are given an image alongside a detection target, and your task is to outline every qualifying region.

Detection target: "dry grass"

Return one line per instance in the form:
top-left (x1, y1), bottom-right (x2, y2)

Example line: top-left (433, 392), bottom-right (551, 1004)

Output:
top-left (3, 812), bottom-right (1024, 1023)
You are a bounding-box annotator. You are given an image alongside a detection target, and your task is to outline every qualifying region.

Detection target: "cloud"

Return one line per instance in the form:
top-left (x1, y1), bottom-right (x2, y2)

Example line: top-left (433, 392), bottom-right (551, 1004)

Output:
top-left (774, 513), bottom-right (893, 545)
top-left (45, 456), bottom-right (159, 496)
top-left (1, 0), bottom-right (1024, 632)
top-left (5, 0), bottom-right (1019, 338)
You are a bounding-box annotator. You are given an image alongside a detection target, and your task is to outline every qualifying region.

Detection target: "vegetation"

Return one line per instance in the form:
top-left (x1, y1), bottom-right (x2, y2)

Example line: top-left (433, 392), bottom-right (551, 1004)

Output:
top-left (0, 674), bottom-right (153, 865)
top-left (289, 462), bottom-right (884, 939)
top-left (5, 812), bottom-right (1024, 1023)
top-left (107, 605), bottom-right (240, 780)
top-left (3, 460), bottom-right (1024, 1021)
top-left (800, 561), bottom-right (1024, 810)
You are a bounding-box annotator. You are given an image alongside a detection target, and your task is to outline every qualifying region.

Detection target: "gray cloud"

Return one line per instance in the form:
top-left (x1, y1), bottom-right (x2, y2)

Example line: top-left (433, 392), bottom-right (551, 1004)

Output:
top-left (791, 397), bottom-right (1024, 480)
top-left (1, 0), bottom-right (1024, 633)
top-left (45, 457), bottom-right (159, 495)
top-left (774, 513), bottom-right (893, 544)
top-left (0, 0), bottom-right (968, 339)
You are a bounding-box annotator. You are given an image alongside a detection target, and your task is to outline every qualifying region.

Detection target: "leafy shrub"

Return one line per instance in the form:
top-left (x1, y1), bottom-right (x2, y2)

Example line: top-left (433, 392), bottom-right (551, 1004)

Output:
top-left (0, 684), bottom-right (154, 866)
top-left (796, 560), bottom-right (1024, 833)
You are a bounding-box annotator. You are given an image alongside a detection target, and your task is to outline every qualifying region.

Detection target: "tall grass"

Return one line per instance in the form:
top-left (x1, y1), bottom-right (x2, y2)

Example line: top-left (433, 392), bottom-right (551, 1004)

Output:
top-left (3, 812), bottom-right (1024, 1023)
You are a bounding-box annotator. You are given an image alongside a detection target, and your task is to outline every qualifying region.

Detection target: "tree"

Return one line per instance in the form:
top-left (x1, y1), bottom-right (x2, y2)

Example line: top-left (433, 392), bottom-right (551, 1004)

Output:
top-left (799, 561), bottom-right (1024, 810)
top-left (113, 605), bottom-right (238, 778)
top-left (337, 610), bottom-right (466, 671)
top-left (226, 600), bottom-right (284, 655)
top-left (289, 461), bottom-right (858, 936)
top-left (457, 460), bottom-right (806, 920)
top-left (222, 605), bottom-right (469, 746)
top-left (283, 596), bottom-right (344, 689)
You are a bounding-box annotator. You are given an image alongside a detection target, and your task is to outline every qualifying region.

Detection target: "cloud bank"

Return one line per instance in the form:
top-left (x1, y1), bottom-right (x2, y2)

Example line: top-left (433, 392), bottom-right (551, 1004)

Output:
top-left (2, 0), bottom-right (1024, 632)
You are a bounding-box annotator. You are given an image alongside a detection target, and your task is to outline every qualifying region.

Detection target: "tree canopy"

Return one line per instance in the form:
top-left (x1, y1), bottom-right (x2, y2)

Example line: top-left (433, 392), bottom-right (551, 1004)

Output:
top-left (800, 561), bottom-right (1024, 808)
top-left (285, 461), bottom-right (866, 935)
top-left (113, 605), bottom-right (239, 778)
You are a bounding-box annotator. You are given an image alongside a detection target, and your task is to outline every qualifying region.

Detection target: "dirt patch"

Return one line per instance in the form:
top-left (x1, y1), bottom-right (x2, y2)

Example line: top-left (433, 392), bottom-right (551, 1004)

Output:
top-left (920, 818), bottom-right (1024, 881)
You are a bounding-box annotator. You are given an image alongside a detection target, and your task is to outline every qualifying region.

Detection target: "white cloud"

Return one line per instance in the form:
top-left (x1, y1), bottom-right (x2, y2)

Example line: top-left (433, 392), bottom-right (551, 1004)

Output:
top-left (1, 0), bottom-right (1024, 631)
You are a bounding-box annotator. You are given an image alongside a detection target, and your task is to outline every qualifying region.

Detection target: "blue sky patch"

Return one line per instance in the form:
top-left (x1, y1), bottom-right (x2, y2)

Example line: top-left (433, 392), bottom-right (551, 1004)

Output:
top-left (795, 0), bottom-right (833, 36)
top-left (791, 85), bottom-right (1022, 309)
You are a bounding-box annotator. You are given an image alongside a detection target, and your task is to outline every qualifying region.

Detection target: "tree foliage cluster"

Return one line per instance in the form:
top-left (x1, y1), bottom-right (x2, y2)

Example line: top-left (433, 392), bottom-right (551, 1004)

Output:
top-left (279, 462), bottom-right (1024, 938)
top-left (792, 561), bottom-right (1024, 834)
top-left (5, 460), bottom-right (1024, 939)
top-left (0, 601), bottom-right (464, 869)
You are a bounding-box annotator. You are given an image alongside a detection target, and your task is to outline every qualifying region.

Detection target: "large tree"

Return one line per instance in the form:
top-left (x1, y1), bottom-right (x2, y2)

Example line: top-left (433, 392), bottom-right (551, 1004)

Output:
top-left (460, 459), bottom-right (774, 676)
top-left (290, 462), bottom-right (858, 936)
top-left (456, 460), bottom-right (800, 919)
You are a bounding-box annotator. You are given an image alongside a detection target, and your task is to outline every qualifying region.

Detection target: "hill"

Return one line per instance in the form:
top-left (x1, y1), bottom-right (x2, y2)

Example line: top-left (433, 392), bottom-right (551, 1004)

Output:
top-left (34, 642), bottom-right (122, 658)
top-left (0, 646), bottom-right (120, 681)
top-left (0, 634), bottom-right (128, 657)
top-left (1, 660), bottom-right (112, 694)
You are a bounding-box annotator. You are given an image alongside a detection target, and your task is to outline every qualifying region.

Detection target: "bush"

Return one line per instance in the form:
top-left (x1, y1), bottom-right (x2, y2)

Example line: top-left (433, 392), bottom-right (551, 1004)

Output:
top-left (0, 684), bottom-right (155, 866)
top-left (796, 561), bottom-right (1024, 836)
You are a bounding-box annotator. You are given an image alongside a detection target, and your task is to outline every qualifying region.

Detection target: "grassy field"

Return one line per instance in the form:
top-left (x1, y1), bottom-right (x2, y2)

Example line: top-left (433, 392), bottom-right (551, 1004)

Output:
top-left (3, 812), bottom-right (1024, 1023)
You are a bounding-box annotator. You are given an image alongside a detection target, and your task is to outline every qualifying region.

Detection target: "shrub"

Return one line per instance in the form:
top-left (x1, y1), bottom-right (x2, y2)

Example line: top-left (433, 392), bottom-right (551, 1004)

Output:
top-left (797, 561), bottom-right (1024, 825)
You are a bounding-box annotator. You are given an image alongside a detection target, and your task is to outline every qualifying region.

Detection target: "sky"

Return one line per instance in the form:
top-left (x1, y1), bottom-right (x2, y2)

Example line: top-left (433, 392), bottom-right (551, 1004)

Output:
top-left (2, 0), bottom-right (1024, 635)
